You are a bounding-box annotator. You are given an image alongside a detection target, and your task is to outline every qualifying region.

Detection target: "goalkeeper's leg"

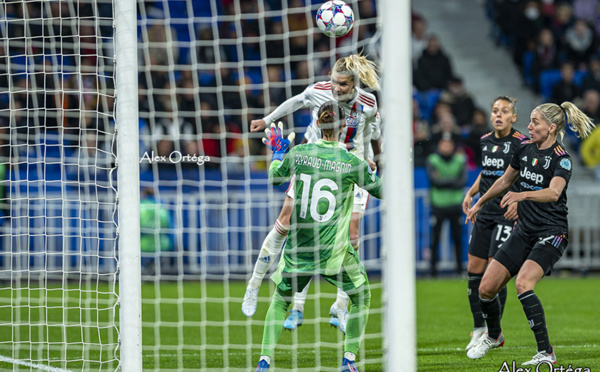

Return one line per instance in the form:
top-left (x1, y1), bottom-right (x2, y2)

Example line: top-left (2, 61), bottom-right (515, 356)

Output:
top-left (242, 197), bottom-right (292, 317)
top-left (329, 209), bottom-right (363, 332)
top-left (257, 277), bottom-right (311, 368)
top-left (323, 249), bottom-right (370, 371)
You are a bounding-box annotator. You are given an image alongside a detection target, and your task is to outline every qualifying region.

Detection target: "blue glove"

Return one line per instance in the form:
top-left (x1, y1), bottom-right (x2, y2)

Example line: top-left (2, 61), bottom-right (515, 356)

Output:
top-left (262, 122), bottom-right (296, 161)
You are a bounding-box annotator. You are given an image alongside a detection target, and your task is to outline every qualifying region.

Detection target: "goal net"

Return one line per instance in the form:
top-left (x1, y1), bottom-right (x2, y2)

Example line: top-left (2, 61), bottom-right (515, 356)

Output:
top-left (0, 0), bottom-right (119, 370)
top-left (134, 0), bottom-right (384, 371)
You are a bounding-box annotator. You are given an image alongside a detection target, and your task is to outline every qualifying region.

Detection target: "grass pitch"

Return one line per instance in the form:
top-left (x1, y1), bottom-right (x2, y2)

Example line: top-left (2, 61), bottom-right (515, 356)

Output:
top-left (1, 276), bottom-right (599, 371)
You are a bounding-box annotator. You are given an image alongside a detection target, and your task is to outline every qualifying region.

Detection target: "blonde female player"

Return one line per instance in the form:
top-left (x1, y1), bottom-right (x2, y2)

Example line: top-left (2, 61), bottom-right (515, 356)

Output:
top-left (466, 102), bottom-right (594, 364)
top-left (243, 54), bottom-right (381, 334)
top-left (462, 96), bottom-right (528, 350)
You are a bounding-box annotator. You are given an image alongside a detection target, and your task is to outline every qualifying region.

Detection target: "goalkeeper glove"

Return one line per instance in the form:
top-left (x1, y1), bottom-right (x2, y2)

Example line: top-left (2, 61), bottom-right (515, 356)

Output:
top-left (262, 122), bottom-right (295, 161)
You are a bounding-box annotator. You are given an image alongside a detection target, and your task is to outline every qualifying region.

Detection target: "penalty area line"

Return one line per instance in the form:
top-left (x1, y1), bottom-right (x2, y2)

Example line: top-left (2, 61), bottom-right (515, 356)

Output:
top-left (0, 355), bottom-right (74, 372)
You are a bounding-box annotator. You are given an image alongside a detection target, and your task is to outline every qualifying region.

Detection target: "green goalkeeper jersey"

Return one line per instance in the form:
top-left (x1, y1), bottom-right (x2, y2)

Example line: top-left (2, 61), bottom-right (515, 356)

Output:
top-left (268, 139), bottom-right (382, 277)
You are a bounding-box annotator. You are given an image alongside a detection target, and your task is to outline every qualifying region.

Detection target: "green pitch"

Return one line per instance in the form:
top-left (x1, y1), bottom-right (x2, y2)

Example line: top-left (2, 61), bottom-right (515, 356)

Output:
top-left (1, 276), bottom-right (599, 371)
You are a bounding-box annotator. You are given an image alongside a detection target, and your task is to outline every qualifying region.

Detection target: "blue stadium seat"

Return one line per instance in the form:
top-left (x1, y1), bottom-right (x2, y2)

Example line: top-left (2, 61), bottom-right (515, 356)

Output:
top-left (522, 51), bottom-right (535, 87)
top-left (538, 69), bottom-right (562, 100)
top-left (414, 89), bottom-right (442, 122)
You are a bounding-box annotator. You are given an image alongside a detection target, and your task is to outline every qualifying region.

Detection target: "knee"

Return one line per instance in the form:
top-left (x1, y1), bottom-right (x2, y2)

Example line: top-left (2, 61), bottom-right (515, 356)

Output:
top-left (478, 282), bottom-right (497, 300)
top-left (515, 277), bottom-right (534, 294)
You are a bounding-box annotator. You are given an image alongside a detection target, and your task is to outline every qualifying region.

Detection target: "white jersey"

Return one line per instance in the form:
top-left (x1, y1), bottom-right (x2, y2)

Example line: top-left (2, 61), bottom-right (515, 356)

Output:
top-left (263, 81), bottom-right (381, 160)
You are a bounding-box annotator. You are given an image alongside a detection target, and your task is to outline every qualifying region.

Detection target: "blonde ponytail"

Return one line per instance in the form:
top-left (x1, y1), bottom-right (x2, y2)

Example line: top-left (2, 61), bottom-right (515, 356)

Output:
top-left (535, 102), bottom-right (596, 142)
top-left (332, 53), bottom-right (380, 91)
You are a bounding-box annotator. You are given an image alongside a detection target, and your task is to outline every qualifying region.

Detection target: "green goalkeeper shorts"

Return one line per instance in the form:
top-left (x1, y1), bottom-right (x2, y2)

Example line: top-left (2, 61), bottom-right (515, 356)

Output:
top-left (271, 247), bottom-right (369, 297)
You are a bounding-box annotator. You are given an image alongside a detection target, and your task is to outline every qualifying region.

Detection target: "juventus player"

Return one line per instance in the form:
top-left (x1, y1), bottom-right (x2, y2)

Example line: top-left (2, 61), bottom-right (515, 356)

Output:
top-left (462, 96), bottom-right (528, 350)
top-left (243, 54), bottom-right (381, 334)
top-left (465, 102), bottom-right (595, 365)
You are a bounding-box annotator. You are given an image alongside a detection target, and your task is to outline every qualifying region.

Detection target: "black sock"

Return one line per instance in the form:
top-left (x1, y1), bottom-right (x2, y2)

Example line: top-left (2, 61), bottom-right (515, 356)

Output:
top-left (518, 290), bottom-right (552, 354)
top-left (480, 295), bottom-right (502, 339)
top-left (467, 272), bottom-right (485, 328)
top-left (499, 286), bottom-right (508, 320)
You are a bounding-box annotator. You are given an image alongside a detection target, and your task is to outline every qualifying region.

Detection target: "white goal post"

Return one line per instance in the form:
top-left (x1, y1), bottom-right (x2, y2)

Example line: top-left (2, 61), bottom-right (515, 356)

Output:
top-left (114, 0), bottom-right (142, 370)
top-left (381, 0), bottom-right (416, 370)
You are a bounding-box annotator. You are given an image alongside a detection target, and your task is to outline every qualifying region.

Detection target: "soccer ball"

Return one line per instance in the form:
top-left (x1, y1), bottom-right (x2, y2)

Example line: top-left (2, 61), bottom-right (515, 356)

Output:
top-left (315, 1), bottom-right (354, 38)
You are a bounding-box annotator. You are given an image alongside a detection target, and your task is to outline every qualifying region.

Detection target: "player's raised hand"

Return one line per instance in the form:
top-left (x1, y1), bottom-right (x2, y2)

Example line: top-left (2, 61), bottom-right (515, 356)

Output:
top-left (262, 122), bottom-right (295, 161)
top-left (250, 119), bottom-right (267, 132)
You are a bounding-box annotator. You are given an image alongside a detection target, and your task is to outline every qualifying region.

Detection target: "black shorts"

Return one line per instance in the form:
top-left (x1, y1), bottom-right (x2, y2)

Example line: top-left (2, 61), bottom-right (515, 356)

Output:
top-left (493, 224), bottom-right (568, 277)
top-left (468, 215), bottom-right (515, 260)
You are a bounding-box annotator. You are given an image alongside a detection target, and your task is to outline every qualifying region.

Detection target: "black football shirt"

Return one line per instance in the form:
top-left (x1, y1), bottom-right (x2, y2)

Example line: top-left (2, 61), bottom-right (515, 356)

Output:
top-left (478, 129), bottom-right (529, 218)
top-left (509, 141), bottom-right (572, 235)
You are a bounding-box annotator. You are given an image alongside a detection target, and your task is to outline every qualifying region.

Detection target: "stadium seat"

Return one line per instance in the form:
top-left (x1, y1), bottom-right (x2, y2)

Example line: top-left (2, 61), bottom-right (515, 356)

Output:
top-left (538, 69), bottom-right (562, 100)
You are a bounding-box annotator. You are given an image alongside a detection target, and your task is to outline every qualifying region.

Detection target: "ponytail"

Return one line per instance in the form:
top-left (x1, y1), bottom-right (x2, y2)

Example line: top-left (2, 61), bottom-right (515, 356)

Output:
top-left (535, 102), bottom-right (595, 142)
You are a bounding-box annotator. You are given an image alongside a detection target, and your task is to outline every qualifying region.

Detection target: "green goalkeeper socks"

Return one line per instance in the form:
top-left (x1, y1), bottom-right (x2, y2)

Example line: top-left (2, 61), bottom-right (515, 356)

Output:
top-left (260, 291), bottom-right (289, 357)
top-left (344, 284), bottom-right (371, 354)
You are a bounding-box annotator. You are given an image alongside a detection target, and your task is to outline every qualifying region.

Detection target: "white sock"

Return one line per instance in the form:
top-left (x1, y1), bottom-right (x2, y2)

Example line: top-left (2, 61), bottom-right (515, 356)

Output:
top-left (344, 352), bottom-right (356, 361)
top-left (248, 220), bottom-right (288, 289)
top-left (292, 277), bottom-right (311, 312)
top-left (335, 287), bottom-right (350, 310)
top-left (259, 355), bottom-right (271, 365)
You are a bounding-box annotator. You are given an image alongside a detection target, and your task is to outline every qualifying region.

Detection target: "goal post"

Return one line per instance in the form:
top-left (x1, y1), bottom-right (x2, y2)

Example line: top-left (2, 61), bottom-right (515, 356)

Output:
top-left (114, 0), bottom-right (142, 370)
top-left (381, 0), bottom-right (416, 370)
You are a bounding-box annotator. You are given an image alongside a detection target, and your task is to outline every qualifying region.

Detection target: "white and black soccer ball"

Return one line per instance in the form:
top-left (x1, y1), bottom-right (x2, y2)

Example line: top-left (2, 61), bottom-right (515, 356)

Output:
top-left (315, 1), bottom-right (354, 38)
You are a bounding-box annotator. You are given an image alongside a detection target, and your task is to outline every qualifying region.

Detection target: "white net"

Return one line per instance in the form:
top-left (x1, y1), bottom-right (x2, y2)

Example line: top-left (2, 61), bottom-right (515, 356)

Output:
top-left (136, 0), bottom-right (383, 370)
top-left (0, 1), bottom-right (119, 370)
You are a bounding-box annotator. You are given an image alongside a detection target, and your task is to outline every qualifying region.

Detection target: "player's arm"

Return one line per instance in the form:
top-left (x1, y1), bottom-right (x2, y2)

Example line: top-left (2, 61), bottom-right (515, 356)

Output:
top-left (356, 159), bottom-right (382, 199)
top-left (466, 165), bottom-right (519, 223)
top-left (250, 90), bottom-right (309, 132)
top-left (462, 172), bottom-right (481, 215)
top-left (264, 122), bottom-right (296, 185)
top-left (501, 176), bottom-right (566, 207)
top-left (369, 110), bottom-right (382, 172)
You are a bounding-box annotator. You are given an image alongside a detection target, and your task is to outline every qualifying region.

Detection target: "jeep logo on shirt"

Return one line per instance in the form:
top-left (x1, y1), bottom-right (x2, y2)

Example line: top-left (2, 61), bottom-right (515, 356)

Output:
top-left (482, 155), bottom-right (504, 168)
top-left (520, 167), bottom-right (544, 184)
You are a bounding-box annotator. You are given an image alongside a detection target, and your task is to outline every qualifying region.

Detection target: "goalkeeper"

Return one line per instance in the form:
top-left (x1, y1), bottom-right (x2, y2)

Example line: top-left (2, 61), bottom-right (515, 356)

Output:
top-left (254, 102), bottom-right (381, 372)
top-left (244, 53), bottom-right (381, 334)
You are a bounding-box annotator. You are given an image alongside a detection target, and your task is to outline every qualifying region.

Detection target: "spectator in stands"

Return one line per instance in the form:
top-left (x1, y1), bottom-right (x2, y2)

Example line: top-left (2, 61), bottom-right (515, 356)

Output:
top-left (580, 125), bottom-right (600, 179)
top-left (414, 35), bottom-right (454, 91)
top-left (532, 29), bottom-right (561, 91)
top-left (413, 98), bottom-right (431, 167)
top-left (412, 17), bottom-right (429, 68)
top-left (464, 109), bottom-right (491, 167)
top-left (264, 20), bottom-right (285, 60)
top-left (439, 77), bottom-right (477, 127)
top-left (430, 101), bottom-right (453, 126)
top-left (146, 23), bottom-right (179, 66)
top-left (581, 89), bottom-right (600, 123)
top-left (287, 0), bottom-right (309, 56)
top-left (549, 3), bottom-right (574, 50)
top-left (581, 58), bottom-right (600, 92)
top-left (513, 1), bottom-right (544, 67)
top-left (426, 134), bottom-right (467, 277)
top-left (573, 0), bottom-right (599, 24)
top-left (266, 65), bottom-right (286, 106)
top-left (430, 112), bottom-right (462, 152)
top-left (564, 19), bottom-right (595, 67)
top-left (551, 62), bottom-right (582, 104)
top-left (140, 187), bottom-right (174, 275)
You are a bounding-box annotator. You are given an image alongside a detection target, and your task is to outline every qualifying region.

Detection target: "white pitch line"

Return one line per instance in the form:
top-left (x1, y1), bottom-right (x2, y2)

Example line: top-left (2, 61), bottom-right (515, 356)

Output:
top-left (0, 355), bottom-right (74, 372)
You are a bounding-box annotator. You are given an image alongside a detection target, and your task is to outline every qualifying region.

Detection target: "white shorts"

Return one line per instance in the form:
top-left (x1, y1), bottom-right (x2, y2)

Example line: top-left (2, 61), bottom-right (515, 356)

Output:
top-left (285, 177), bottom-right (369, 216)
